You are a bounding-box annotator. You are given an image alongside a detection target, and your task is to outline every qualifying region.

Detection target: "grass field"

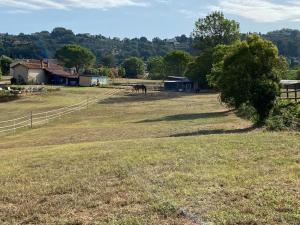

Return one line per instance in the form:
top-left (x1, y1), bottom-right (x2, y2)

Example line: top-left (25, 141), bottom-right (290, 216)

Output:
top-left (0, 87), bottom-right (299, 225)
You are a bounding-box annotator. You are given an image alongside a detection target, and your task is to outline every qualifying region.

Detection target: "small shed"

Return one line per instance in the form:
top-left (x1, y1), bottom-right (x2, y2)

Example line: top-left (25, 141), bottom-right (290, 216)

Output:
top-left (164, 76), bottom-right (194, 92)
top-left (79, 75), bottom-right (108, 87)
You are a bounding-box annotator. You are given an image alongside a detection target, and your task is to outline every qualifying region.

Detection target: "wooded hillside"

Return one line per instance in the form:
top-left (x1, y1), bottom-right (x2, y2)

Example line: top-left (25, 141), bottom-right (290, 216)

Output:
top-left (1, 27), bottom-right (300, 66)
top-left (0, 27), bottom-right (194, 64)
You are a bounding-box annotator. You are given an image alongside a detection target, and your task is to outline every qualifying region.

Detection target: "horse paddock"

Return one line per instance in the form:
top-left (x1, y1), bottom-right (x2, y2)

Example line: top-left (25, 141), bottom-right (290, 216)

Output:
top-left (0, 87), bottom-right (299, 225)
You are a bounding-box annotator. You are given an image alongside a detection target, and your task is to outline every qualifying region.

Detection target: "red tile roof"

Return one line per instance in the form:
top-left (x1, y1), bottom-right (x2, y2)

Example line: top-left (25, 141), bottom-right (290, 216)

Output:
top-left (11, 59), bottom-right (76, 78)
top-left (44, 68), bottom-right (78, 78)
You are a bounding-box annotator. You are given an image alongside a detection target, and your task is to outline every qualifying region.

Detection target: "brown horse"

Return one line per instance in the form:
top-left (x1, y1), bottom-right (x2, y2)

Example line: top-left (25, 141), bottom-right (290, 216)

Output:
top-left (132, 84), bottom-right (147, 94)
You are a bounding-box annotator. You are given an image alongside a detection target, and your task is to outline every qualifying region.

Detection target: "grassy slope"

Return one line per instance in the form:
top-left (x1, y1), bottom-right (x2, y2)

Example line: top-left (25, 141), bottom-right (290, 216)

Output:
top-left (0, 87), bottom-right (111, 121)
top-left (0, 88), bottom-right (299, 225)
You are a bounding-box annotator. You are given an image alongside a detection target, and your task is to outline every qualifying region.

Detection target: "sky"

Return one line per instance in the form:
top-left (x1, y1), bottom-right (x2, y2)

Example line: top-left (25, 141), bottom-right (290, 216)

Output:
top-left (0, 0), bottom-right (300, 39)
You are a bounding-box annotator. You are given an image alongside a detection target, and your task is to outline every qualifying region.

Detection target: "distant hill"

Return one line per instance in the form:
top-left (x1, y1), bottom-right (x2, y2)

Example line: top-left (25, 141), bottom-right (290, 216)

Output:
top-left (0, 27), bottom-right (195, 65)
top-left (263, 29), bottom-right (300, 66)
top-left (1, 27), bottom-right (300, 66)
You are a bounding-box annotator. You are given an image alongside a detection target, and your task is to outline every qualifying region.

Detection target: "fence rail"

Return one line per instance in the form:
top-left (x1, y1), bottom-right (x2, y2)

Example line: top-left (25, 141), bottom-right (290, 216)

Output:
top-left (0, 89), bottom-right (120, 135)
top-left (281, 89), bottom-right (300, 101)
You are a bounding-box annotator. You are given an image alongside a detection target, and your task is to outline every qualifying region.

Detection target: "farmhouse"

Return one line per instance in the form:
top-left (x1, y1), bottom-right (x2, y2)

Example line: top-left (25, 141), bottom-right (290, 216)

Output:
top-left (164, 76), bottom-right (197, 92)
top-left (10, 59), bottom-right (78, 86)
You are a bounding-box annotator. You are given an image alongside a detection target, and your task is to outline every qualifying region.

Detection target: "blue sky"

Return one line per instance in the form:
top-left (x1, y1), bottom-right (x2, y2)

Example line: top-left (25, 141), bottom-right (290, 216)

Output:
top-left (0, 0), bottom-right (300, 39)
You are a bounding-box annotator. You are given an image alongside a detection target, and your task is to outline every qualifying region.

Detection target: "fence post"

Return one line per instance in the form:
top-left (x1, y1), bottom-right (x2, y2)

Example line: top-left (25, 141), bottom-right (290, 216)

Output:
top-left (294, 84), bottom-right (297, 102)
top-left (46, 112), bottom-right (48, 124)
top-left (30, 111), bottom-right (33, 129)
top-left (13, 119), bottom-right (16, 135)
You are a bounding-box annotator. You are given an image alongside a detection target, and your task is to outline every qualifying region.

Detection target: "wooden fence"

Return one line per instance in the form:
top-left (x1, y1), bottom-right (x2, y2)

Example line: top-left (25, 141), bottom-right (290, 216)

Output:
top-left (280, 80), bottom-right (300, 102)
top-left (0, 89), bottom-right (120, 136)
top-left (281, 87), bottom-right (300, 102)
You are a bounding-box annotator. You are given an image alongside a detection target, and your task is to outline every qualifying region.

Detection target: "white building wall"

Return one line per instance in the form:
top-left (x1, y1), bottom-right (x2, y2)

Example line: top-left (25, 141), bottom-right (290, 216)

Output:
top-left (10, 65), bottom-right (47, 84)
top-left (28, 69), bottom-right (47, 84)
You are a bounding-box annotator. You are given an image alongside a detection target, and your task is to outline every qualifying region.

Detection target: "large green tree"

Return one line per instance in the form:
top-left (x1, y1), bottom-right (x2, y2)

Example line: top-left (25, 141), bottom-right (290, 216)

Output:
top-left (185, 50), bottom-right (213, 89)
top-left (122, 57), bottom-right (145, 78)
top-left (209, 35), bottom-right (288, 123)
top-left (164, 51), bottom-right (192, 77)
top-left (147, 56), bottom-right (165, 80)
top-left (0, 55), bottom-right (13, 76)
top-left (55, 44), bottom-right (96, 73)
top-left (193, 11), bottom-right (240, 51)
top-left (190, 12), bottom-right (240, 87)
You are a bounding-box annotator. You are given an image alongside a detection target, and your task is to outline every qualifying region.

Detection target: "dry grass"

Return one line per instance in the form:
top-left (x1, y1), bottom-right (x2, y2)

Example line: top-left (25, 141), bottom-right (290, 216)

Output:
top-left (0, 87), bottom-right (299, 225)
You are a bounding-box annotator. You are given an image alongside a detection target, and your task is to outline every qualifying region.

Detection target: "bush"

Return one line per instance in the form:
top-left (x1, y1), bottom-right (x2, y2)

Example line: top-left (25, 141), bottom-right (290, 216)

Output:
top-left (266, 100), bottom-right (300, 131)
top-left (286, 69), bottom-right (300, 80)
top-left (236, 103), bottom-right (258, 122)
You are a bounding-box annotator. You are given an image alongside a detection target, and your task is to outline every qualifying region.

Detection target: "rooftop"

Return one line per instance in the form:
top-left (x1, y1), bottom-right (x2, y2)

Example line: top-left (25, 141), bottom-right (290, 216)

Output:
top-left (280, 80), bottom-right (300, 86)
top-left (11, 59), bottom-right (74, 78)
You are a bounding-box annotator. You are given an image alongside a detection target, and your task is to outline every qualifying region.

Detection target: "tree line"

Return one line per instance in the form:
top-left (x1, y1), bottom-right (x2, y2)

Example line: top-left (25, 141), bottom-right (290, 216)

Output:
top-left (0, 28), bottom-right (194, 65)
top-left (1, 26), bottom-right (300, 66)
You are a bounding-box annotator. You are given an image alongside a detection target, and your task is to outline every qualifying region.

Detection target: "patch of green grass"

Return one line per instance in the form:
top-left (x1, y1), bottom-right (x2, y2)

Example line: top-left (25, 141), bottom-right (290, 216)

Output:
top-left (0, 88), bottom-right (299, 225)
top-left (152, 201), bottom-right (178, 218)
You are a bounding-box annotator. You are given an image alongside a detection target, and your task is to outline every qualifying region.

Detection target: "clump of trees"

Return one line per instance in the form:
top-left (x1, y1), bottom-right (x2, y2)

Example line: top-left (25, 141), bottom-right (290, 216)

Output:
top-left (164, 51), bottom-right (192, 77)
top-left (147, 56), bottom-right (165, 80)
top-left (55, 44), bottom-right (128, 78)
top-left (146, 51), bottom-right (192, 80)
top-left (122, 57), bottom-right (145, 78)
top-left (186, 11), bottom-right (290, 126)
top-left (0, 55), bottom-right (13, 80)
top-left (209, 35), bottom-right (287, 124)
top-left (0, 55), bottom-right (13, 76)
top-left (55, 44), bottom-right (96, 73)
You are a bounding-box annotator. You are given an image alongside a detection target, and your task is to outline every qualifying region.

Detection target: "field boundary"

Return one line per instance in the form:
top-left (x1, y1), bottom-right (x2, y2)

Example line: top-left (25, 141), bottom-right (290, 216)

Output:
top-left (0, 89), bottom-right (121, 136)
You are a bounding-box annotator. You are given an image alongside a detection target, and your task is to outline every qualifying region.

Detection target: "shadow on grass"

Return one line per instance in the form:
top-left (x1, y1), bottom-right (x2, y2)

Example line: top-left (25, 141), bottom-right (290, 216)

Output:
top-left (0, 95), bottom-right (20, 104)
top-left (136, 110), bottom-right (231, 123)
top-left (169, 126), bottom-right (257, 137)
top-left (100, 92), bottom-right (197, 104)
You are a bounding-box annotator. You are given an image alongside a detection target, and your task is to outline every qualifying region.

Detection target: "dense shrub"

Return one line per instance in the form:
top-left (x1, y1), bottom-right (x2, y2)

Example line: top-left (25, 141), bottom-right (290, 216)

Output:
top-left (236, 103), bottom-right (258, 122)
top-left (209, 35), bottom-right (287, 123)
top-left (266, 100), bottom-right (300, 131)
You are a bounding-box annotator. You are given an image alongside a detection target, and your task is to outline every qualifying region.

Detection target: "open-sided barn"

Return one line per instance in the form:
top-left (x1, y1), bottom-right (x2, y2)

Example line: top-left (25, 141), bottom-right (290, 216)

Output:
top-left (164, 76), bottom-right (197, 92)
